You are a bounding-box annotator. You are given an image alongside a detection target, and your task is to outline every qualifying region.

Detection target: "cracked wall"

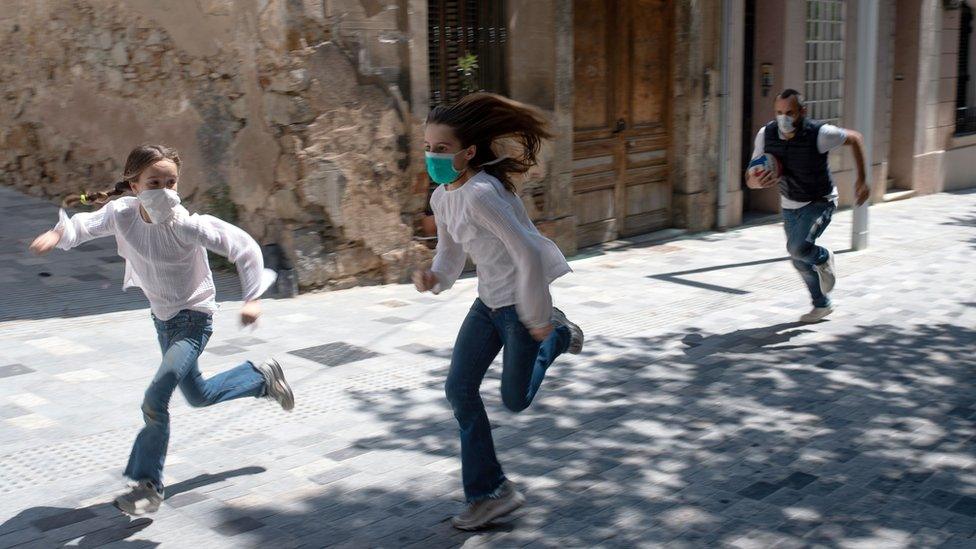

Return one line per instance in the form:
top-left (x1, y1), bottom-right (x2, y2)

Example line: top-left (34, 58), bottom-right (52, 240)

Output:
top-left (0, 0), bottom-right (431, 290)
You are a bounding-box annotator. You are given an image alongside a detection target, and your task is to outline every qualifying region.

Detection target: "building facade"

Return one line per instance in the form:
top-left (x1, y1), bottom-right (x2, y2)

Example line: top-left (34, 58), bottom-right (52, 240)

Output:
top-left (0, 0), bottom-right (972, 291)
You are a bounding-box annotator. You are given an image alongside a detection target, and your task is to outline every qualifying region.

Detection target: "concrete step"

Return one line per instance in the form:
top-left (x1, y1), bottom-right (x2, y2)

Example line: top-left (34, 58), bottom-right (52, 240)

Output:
top-left (883, 189), bottom-right (916, 202)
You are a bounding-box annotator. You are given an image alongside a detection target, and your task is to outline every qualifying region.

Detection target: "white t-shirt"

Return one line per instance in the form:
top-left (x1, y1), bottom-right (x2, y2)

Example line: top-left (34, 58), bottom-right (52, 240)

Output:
top-left (751, 123), bottom-right (847, 209)
top-left (429, 171), bottom-right (571, 329)
top-left (55, 197), bottom-right (276, 320)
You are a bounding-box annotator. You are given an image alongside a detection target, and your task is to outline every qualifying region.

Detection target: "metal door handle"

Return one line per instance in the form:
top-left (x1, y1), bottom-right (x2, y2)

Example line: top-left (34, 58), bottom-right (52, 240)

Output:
top-left (613, 119), bottom-right (626, 133)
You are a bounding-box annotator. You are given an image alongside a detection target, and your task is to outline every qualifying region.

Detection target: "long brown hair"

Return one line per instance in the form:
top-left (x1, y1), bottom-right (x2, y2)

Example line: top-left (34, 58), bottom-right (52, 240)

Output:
top-left (426, 93), bottom-right (553, 193)
top-left (63, 145), bottom-right (181, 208)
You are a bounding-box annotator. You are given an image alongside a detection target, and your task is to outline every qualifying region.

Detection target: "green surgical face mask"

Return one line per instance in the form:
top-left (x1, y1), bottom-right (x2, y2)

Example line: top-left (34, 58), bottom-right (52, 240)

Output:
top-left (425, 151), bottom-right (464, 185)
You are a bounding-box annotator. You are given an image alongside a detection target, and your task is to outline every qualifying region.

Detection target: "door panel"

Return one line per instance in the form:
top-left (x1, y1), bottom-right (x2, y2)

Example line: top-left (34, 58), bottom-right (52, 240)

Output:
top-left (628, 0), bottom-right (670, 129)
top-left (573, 0), bottom-right (672, 249)
top-left (573, 0), bottom-right (612, 132)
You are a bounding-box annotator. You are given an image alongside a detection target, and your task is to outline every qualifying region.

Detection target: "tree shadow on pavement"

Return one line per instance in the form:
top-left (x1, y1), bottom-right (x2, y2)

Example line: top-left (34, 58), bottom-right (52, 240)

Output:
top-left (212, 319), bottom-right (976, 547)
top-left (942, 211), bottom-right (976, 250)
top-left (0, 466), bottom-right (265, 548)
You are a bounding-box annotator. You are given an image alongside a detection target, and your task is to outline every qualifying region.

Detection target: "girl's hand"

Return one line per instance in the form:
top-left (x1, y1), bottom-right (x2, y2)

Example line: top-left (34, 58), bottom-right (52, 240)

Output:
top-left (29, 229), bottom-right (62, 255)
top-left (240, 300), bottom-right (261, 326)
top-left (412, 269), bottom-right (437, 293)
top-left (529, 323), bottom-right (554, 342)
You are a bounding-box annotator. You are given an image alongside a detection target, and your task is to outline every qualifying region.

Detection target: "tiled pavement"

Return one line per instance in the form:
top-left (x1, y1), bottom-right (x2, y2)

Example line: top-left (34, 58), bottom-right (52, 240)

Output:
top-left (0, 185), bottom-right (975, 548)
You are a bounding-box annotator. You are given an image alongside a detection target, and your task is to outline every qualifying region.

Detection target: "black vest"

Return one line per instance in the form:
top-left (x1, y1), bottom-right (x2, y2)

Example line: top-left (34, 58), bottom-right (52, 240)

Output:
top-left (763, 118), bottom-right (834, 202)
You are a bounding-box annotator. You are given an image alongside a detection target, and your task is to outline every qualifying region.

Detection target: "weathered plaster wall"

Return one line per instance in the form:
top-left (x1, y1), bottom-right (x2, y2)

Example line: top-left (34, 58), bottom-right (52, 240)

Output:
top-left (0, 0), bottom-right (431, 290)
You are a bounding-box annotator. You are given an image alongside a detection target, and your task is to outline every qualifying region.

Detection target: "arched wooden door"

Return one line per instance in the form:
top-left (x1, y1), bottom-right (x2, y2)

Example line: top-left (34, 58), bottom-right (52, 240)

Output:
top-left (572, 0), bottom-right (672, 248)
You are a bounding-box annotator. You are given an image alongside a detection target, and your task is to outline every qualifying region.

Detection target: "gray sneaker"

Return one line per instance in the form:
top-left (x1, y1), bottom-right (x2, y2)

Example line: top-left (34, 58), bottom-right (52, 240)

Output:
top-left (114, 480), bottom-right (163, 515)
top-left (254, 358), bottom-right (294, 411)
top-left (551, 307), bottom-right (584, 354)
top-left (815, 250), bottom-right (836, 295)
top-left (800, 305), bottom-right (834, 323)
top-left (451, 480), bottom-right (525, 531)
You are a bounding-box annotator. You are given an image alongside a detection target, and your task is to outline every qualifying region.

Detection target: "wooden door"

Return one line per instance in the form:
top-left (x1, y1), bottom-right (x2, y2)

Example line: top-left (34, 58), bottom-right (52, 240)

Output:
top-left (573, 0), bottom-right (672, 248)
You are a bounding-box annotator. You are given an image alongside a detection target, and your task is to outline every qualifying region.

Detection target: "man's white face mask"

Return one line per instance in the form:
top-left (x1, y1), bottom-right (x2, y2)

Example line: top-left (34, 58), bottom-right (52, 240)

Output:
top-left (776, 114), bottom-right (797, 134)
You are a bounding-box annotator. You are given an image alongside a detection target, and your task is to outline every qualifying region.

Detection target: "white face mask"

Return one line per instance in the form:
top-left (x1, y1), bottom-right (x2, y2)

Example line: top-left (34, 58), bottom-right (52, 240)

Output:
top-left (137, 188), bottom-right (181, 223)
top-left (776, 114), bottom-right (796, 134)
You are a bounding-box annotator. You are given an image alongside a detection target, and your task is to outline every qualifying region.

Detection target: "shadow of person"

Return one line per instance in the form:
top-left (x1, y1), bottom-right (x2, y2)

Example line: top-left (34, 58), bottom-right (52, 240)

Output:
top-left (681, 321), bottom-right (812, 357)
top-left (0, 466), bottom-right (266, 548)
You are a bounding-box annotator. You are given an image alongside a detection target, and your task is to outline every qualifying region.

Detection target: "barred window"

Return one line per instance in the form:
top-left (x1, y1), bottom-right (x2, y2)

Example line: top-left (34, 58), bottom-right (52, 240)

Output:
top-left (428, 1), bottom-right (507, 107)
top-left (804, 0), bottom-right (845, 125)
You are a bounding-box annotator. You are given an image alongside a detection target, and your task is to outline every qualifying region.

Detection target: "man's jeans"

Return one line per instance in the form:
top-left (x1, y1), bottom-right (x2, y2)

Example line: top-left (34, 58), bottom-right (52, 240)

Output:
top-left (123, 310), bottom-right (266, 489)
top-left (783, 201), bottom-right (835, 308)
top-left (444, 299), bottom-right (571, 502)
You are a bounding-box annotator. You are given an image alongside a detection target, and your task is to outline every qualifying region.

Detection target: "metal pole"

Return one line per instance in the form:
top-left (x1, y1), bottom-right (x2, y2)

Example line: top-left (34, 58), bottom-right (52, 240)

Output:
top-left (852, 0), bottom-right (878, 251)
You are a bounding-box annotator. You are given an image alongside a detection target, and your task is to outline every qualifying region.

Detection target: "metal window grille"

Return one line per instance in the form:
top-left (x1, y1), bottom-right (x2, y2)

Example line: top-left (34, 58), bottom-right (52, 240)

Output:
top-left (428, 0), bottom-right (507, 107)
top-left (957, 5), bottom-right (976, 135)
top-left (804, 0), bottom-right (845, 125)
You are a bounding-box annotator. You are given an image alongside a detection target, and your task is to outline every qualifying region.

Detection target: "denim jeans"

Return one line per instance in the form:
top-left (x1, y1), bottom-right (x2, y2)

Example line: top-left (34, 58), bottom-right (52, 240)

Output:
top-left (782, 201), bottom-right (835, 308)
top-left (123, 310), bottom-right (266, 489)
top-left (444, 298), bottom-right (571, 502)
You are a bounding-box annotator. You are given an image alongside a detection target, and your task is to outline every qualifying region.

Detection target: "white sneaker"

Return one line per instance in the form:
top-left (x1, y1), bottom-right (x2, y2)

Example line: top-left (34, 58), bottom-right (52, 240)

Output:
top-left (800, 305), bottom-right (834, 323)
top-left (114, 480), bottom-right (163, 515)
top-left (551, 307), bottom-right (584, 354)
top-left (254, 358), bottom-right (295, 411)
top-left (815, 250), bottom-right (836, 295)
top-left (451, 480), bottom-right (525, 531)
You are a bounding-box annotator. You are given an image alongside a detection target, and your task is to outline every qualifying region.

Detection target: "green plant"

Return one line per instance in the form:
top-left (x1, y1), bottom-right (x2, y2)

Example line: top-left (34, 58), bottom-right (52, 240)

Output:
top-left (457, 53), bottom-right (479, 94)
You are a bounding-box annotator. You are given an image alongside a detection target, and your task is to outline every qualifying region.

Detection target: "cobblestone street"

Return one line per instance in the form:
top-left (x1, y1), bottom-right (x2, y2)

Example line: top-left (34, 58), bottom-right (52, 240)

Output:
top-left (1, 187), bottom-right (975, 548)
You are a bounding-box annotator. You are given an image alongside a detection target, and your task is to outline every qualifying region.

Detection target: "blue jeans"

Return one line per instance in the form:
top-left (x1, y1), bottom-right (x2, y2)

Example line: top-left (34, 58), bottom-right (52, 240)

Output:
top-left (444, 299), bottom-right (571, 502)
top-left (123, 310), bottom-right (266, 489)
top-left (783, 201), bottom-right (835, 308)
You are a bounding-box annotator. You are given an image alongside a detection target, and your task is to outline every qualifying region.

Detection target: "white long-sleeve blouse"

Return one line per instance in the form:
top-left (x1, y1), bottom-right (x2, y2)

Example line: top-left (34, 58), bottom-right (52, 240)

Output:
top-left (54, 197), bottom-right (275, 321)
top-left (429, 171), bottom-right (571, 329)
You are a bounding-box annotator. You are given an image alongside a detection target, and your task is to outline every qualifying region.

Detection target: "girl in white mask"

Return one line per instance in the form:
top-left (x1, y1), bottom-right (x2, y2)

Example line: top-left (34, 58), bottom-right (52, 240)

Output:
top-left (28, 144), bottom-right (293, 516)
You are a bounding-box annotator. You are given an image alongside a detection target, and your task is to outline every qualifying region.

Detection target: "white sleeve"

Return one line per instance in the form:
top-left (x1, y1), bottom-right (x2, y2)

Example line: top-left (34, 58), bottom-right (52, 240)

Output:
top-left (185, 215), bottom-right (276, 301)
top-left (54, 206), bottom-right (116, 250)
top-left (751, 129), bottom-right (765, 159)
top-left (429, 216), bottom-right (466, 294)
top-left (469, 189), bottom-right (551, 329)
top-left (818, 124), bottom-right (848, 153)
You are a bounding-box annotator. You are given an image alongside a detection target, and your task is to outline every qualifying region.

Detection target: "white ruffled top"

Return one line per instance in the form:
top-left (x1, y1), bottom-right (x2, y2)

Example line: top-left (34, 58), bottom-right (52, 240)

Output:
top-left (429, 172), bottom-right (571, 329)
top-left (54, 197), bottom-right (275, 321)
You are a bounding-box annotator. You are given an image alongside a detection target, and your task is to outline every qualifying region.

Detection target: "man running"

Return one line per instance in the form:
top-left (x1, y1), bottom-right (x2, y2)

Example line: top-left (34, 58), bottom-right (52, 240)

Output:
top-left (747, 88), bottom-right (870, 322)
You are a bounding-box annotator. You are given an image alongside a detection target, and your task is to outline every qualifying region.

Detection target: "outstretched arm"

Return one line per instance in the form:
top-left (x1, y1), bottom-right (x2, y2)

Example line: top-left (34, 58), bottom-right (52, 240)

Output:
top-left (30, 207), bottom-right (115, 255)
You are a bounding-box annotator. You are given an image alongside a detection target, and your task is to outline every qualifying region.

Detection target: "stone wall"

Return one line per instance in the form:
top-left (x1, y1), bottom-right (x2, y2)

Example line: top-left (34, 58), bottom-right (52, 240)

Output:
top-left (670, 0), bottom-right (722, 231)
top-left (0, 0), bottom-right (431, 290)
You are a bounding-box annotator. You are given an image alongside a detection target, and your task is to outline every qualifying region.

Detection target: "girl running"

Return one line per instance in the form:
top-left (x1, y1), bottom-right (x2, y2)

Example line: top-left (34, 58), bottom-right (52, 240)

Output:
top-left (28, 144), bottom-right (294, 515)
top-left (413, 93), bottom-right (584, 530)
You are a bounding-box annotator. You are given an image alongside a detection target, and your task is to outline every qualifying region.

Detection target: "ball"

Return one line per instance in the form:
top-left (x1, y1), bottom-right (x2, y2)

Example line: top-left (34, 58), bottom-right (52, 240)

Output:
top-left (747, 153), bottom-right (782, 179)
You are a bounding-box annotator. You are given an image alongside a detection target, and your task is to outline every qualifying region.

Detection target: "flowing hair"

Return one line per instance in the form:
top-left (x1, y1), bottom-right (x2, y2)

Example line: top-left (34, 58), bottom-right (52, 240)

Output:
top-left (426, 93), bottom-right (553, 193)
top-left (62, 144), bottom-right (181, 208)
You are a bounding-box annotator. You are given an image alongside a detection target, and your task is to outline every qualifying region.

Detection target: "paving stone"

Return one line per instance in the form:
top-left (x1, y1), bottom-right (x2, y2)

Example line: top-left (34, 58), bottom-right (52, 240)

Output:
top-left (288, 342), bottom-right (380, 367)
top-left (30, 508), bottom-right (98, 532)
top-left (165, 492), bottom-right (210, 508)
top-left (738, 481), bottom-right (782, 501)
top-left (0, 364), bottom-right (34, 379)
top-left (213, 516), bottom-right (264, 536)
top-left (949, 496), bottom-right (976, 518)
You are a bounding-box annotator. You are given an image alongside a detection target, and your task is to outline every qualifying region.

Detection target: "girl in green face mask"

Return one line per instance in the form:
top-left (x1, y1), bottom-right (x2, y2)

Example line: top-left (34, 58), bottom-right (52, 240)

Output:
top-left (415, 93), bottom-right (585, 531)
